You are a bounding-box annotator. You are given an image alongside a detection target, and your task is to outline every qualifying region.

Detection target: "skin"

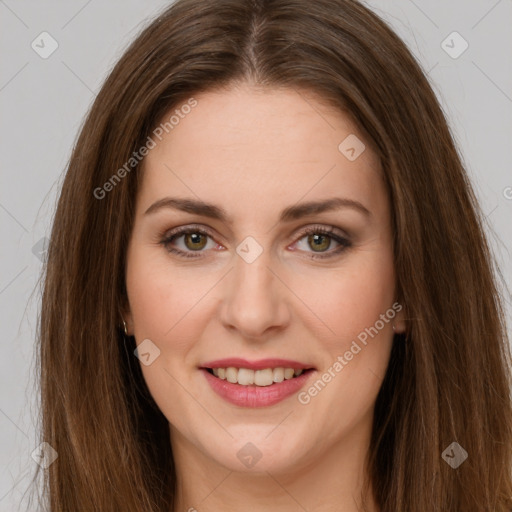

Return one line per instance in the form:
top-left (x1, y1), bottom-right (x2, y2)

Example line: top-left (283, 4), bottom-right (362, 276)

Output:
top-left (123, 83), bottom-right (406, 512)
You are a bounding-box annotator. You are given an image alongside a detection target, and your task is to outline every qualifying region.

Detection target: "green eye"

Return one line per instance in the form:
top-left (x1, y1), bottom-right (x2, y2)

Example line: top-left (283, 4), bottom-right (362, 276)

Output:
top-left (160, 224), bottom-right (351, 260)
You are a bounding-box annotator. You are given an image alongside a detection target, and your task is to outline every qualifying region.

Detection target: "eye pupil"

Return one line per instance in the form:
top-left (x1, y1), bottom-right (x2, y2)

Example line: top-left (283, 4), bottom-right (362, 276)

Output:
top-left (308, 233), bottom-right (330, 252)
top-left (185, 232), bottom-right (207, 250)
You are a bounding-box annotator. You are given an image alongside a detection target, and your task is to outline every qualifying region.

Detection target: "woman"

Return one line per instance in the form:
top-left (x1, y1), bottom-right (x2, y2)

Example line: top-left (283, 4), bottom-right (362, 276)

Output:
top-left (36, 0), bottom-right (512, 510)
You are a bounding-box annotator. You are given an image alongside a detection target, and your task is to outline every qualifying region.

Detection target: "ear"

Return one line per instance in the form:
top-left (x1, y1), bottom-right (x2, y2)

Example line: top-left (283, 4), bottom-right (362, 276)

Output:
top-left (392, 302), bottom-right (407, 334)
top-left (120, 298), bottom-right (134, 336)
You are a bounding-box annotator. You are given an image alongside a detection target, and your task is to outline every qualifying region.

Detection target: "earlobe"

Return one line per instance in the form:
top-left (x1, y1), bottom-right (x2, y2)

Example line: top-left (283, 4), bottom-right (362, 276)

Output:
top-left (120, 302), bottom-right (134, 336)
top-left (392, 306), bottom-right (407, 334)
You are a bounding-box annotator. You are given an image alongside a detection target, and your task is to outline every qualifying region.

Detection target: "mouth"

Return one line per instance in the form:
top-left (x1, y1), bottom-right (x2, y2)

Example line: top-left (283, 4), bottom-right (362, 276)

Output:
top-left (202, 366), bottom-right (315, 386)
top-left (199, 358), bottom-right (317, 407)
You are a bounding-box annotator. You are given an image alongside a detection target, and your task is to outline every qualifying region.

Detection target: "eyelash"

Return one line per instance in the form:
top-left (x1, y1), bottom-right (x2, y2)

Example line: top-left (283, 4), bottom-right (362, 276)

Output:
top-left (159, 223), bottom-right (352, 260)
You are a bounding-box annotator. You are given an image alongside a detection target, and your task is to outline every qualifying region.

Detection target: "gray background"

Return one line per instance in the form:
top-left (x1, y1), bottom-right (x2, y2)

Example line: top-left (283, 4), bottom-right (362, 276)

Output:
top-left (1, 1), bottom-right (511, 509)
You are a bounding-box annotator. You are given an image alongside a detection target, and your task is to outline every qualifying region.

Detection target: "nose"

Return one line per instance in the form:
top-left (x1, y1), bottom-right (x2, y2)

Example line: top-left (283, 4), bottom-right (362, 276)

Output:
top-left (219, 251), bottom-right (291, 342)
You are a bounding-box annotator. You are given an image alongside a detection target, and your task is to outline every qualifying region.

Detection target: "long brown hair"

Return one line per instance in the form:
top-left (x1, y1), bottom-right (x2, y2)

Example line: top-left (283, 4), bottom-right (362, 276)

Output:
top-left (34, 0), bottom-right (512, 510)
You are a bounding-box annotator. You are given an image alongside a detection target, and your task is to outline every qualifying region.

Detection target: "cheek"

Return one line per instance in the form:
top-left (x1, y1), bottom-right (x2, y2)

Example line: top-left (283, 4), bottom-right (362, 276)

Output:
top-left (291, 249), bottom-right (396, 351)
top-left (125, 247), bottom-right (207, 342)
top-left (125, 247), bottom-right (223, 402)
top-left (292, 248), bottom-right (396, 404)
top-left (126, 236), bottom-right (396, 360)
top-left (125, 249), bottom-right (211, 427)
top-left (291, 250), bottom-right (396, 434)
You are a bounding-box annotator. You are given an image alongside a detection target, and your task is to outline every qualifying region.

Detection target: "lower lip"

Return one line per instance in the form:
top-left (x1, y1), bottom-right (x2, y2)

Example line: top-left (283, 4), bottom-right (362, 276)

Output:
top-left (201, 368), bottom-right (315, 407)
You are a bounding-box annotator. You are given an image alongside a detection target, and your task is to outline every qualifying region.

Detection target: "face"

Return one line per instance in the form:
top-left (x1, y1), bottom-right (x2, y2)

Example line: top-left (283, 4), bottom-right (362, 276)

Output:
top-left (124, 83), bottom-right (405, 476)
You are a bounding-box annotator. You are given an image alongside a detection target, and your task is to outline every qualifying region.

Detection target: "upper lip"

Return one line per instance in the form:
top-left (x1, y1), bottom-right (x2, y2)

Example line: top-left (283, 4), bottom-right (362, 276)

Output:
top-left (200, 358), bottom-right (315, 371)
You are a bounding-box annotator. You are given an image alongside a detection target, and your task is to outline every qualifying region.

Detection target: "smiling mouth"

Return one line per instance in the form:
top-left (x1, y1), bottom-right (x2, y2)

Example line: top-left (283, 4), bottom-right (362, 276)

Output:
top-left (203, 366), bottom-right (315, 386)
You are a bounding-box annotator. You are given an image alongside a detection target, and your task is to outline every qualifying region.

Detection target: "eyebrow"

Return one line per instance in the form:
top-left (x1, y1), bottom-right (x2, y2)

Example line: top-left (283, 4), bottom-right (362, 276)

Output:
top-left (144, 196), bottom-right (371, 223)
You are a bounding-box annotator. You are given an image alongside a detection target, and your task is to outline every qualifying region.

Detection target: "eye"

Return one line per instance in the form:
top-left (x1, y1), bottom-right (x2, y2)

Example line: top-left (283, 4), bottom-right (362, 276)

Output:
top-left (159, 224), bottom-right (351, 260)
top-left (291, 225), bottom-right (352, 259)
top-left (160, 225), bottom-right (220, 259)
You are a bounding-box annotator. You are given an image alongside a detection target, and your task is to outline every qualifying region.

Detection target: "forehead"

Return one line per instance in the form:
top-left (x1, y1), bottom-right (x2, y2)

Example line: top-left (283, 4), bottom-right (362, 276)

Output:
top-left (138, 84), bottom-right (385, 220)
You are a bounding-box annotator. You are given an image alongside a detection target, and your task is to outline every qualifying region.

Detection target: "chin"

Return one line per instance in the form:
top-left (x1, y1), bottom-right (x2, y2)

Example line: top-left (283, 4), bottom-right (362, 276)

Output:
top-left (207, 425), bottom-right (313, 474)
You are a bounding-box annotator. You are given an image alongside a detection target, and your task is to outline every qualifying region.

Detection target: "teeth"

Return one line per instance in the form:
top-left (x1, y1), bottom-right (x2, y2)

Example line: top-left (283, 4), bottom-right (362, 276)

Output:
top-left (225, 367), bottom-right (238, 384)
top-left (254, 369), bottom-right (273, 386)
top-left (210, 367), bottom-right (305, 386)
top-left (273, 367), bottom-right (284, 383)
top-left (237, 368), bottom-right (254, 385)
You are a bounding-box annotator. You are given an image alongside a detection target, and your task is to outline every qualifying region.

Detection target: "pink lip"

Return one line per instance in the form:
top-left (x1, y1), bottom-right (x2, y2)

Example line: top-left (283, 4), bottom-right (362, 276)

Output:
top-left (201, 358), bottom-right (314, 371)
top-left (200, 367), bottom-right (316, 408)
